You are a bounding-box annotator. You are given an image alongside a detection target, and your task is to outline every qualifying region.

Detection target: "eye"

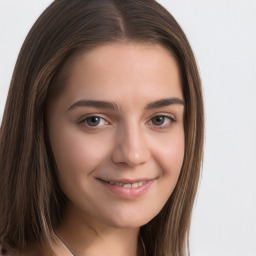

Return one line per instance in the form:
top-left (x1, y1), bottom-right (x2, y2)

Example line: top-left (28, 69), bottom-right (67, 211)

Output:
top-left (149, 115), bottom-right (176, 128)
top-left (80, 116), bottom-right (109, 127)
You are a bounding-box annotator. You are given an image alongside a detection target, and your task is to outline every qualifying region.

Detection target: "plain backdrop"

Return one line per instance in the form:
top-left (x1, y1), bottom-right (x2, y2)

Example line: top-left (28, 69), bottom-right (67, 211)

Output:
top-left (0, 1), bottom-right (256, 256)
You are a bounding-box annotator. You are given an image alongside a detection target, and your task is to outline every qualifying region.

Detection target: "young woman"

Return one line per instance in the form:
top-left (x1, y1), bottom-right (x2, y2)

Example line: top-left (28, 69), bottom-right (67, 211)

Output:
top-left (0, 0), bottom-right (204, 255)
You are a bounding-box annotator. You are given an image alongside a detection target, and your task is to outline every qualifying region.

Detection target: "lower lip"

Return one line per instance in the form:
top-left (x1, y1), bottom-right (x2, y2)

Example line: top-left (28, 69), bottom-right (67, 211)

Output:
top-left (98, 180), bottom-right (154, 199)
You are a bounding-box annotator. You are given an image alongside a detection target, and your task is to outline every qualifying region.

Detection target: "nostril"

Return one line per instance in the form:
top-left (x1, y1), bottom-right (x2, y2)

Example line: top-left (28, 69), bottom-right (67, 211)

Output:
top-left (112, 148), bottom-right (149, 168)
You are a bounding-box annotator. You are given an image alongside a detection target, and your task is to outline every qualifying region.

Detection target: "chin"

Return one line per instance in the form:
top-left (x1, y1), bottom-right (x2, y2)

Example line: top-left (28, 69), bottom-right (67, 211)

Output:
top-left (102, 209), bottom-right (159, 229)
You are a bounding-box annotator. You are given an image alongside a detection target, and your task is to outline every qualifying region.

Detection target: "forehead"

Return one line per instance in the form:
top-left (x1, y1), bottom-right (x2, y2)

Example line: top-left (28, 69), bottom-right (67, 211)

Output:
top-left (49, 42), bottom-right (183, 108)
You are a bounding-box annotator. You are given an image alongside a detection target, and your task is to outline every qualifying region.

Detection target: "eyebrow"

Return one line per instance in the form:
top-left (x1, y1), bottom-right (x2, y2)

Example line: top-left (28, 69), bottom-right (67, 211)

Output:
top-left (68, 100), bottom-right (119, 111)
top-left (145, 98), bottom-right (185, 109)
top-left (68, 98), bottom-right (185, 111)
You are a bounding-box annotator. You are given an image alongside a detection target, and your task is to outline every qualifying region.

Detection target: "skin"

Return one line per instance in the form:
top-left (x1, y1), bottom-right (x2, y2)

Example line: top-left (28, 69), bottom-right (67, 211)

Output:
top-left (46, 42), bottom-right (185, 256)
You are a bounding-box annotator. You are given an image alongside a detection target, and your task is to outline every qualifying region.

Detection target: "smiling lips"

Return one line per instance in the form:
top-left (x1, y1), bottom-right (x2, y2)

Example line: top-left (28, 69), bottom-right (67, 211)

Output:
top-left (97, 178), bottom-right (154, 199)
top-left (104, 180), bottom-right (147, 188)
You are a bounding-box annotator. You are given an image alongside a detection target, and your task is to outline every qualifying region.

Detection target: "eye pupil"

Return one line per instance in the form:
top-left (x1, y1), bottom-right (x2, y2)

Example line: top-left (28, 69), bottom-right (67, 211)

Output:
top-left (152, 116), bottom-right (165, 125)
top-left (87, 117), bottom-right (100, 126)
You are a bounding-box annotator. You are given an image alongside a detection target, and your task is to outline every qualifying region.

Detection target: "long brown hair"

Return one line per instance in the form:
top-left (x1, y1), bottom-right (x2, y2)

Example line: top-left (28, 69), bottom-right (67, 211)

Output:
top-left (0, 0), bottom-right (204, 255)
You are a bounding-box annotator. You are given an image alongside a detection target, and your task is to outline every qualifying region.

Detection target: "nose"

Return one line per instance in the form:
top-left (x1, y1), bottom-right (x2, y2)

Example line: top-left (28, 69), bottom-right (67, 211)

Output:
top-left (111, 123), bottom-right (150, 168)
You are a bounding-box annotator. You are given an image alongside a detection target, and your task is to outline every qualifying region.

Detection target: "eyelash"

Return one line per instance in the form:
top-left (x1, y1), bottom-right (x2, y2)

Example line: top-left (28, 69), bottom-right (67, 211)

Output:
top-left (78, 115), bottom-right (110, 128)
top-left (147, 114), bottom-right (176, 129)
top-left (78, 114), bottom-right (176, 129)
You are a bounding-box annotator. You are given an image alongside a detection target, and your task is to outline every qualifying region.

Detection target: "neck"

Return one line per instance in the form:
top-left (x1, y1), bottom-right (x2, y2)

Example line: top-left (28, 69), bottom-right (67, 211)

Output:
top-left (54, 203), bottom-right (143, 256)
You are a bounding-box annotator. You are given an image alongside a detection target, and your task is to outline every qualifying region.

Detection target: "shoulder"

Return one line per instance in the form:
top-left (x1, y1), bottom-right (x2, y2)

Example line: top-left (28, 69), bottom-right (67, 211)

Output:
top-left (0, 245), bottom-right (10, 256)
top-left (0, 244), bottom-right (24, 256)
top-left (0, 243), bottom-right (53, 256)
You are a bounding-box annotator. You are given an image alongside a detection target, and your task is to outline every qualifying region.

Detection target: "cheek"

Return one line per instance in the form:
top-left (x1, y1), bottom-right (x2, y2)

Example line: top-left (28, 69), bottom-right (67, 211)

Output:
top-left (153, 130), bottom-right (185, 177)
top-left (135, 131), bottom-right (185, 223)
top-left (49, 125), bottom-right (109, 182)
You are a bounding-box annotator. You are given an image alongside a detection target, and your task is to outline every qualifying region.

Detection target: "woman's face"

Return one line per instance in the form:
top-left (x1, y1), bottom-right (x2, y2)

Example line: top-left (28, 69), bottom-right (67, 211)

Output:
top-left (47, 42), bottom-right (185, 229)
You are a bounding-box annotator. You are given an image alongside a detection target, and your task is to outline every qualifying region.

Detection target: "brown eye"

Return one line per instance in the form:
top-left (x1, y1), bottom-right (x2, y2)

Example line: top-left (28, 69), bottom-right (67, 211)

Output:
top-left (151, 116), bottom-right (166, 126)
top-left (149, 115), bottom-right (175, 128)
top-left (86, 116), bottom-right (101, 126)
top-left (82, 116), bottom-right (109, 127)
top-left (79, 115), bottom-right (110, 129)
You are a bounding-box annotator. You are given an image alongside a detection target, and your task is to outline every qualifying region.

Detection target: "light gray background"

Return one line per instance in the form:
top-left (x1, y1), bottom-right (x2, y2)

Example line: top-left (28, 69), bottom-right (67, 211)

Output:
top-left (0, 1), bottom-right (256, 255)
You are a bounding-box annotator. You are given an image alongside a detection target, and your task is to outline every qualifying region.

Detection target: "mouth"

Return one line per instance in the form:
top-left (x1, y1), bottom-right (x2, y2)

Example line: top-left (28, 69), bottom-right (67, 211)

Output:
top-left (97, 178), bottom-right (147, 188)
top-left (96, 178), bottom-right (155, 199)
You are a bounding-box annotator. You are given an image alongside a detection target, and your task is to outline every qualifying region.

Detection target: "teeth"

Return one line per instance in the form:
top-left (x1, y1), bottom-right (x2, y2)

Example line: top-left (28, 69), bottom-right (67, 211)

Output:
top-left (123, 184), bottom-right (132, 188)
top-left (107, 181), bottom-right (146, 188)
top-left (132, 183), bottom-right (138, 188)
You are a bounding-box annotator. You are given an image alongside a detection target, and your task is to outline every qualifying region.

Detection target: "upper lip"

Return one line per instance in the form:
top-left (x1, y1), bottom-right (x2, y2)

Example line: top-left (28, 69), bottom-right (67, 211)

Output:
top-left (96, 178), bottom-right (156, 184)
